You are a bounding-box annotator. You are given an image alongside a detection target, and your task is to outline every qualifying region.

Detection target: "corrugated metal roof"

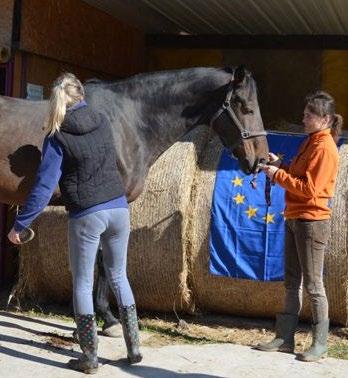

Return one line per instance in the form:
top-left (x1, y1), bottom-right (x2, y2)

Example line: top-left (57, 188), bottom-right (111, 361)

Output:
top-left (83, 0), bottom-right (348, 35)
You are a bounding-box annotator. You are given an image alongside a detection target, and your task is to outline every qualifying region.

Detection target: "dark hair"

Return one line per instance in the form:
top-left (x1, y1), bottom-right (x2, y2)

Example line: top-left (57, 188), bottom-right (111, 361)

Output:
top-left (305, 91), bottom-right (343, 144)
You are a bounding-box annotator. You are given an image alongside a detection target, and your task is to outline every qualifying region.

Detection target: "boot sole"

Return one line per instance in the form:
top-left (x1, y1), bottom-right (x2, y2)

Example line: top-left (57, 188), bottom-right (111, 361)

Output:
top-left (298, 352), bottom-right (328, 362)
top-left (128, 354), bottom-right (143, 364)
top-left (68, 360), bottom-right (99, 374)
top-left (255, 345), bottom-right (294, 353)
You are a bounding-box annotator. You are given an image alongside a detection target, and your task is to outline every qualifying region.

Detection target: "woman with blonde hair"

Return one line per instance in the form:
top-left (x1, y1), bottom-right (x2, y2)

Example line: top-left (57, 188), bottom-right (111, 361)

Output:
top-left (8, 72), bottom-right (142, 373)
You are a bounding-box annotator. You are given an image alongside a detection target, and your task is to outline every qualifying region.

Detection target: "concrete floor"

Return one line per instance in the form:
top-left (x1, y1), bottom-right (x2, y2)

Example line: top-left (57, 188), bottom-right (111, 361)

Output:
top-left (0, 310), bottom-right (347, 377)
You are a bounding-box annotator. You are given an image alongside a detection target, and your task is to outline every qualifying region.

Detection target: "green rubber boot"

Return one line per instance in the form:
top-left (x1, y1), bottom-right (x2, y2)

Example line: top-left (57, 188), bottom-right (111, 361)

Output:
top-left (68, 314), bottom-right (99, 374)
top-left (119, 304), bottom-right (143, 364)
top-left (298, 319), bottom-right (329, 362)
top-left (255, 313), bottom-right (298, 353)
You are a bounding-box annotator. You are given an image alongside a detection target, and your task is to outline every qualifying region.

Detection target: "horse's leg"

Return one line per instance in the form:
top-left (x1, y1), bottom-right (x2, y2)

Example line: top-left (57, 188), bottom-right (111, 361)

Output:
top-left (94, 244), bottom-right (121, 337)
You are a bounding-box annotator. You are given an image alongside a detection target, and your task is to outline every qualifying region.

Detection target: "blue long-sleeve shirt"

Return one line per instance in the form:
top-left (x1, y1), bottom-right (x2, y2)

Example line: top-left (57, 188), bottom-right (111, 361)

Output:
top-left (14, 103), bottom-right (127, 232)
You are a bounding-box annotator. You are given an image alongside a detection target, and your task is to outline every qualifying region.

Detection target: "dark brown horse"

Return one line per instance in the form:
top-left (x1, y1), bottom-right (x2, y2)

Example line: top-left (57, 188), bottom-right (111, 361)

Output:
top-left (0, 65), bottom-right (268, 329)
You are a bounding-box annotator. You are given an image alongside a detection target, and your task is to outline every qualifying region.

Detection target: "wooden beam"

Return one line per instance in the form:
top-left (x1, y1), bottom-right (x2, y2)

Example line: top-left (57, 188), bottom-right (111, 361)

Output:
top-left (146, 35), bottom-right (348, 50)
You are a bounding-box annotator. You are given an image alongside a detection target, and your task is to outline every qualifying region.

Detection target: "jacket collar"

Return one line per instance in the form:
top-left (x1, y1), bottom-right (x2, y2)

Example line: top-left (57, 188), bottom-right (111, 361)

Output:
top-left (308, 128), bottom-right (331, 141)
top-left (67, 100), bottom-right (87, 112)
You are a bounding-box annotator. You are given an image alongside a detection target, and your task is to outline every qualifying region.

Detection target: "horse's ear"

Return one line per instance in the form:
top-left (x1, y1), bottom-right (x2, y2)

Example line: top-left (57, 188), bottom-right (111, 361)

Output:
top-left (234, 65), bottom-right (246, 85)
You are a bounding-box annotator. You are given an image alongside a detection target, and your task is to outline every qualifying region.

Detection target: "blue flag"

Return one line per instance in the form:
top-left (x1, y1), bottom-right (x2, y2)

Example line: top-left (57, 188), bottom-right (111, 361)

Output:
top-left (209, 132), bottom-right (306, 281)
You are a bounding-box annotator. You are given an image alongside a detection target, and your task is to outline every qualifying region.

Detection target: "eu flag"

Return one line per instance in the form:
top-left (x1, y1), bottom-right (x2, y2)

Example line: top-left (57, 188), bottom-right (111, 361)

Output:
top-left (209, 132), bottom-right (306, 281)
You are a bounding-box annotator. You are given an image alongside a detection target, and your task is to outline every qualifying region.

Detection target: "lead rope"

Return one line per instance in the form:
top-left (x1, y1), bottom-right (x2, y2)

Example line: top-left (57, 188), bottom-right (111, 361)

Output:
top-left (250, 159), bottom-right (272, 206)
top-left (265, 175), bottom-right (272, 206)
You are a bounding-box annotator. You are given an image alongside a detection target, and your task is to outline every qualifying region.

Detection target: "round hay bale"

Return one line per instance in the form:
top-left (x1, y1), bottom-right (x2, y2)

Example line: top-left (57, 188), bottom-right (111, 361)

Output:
top-left (189, 136), bottom-right (348, 325)
top-left (16, 126), bottom-right (210, 312)
top-left (15, 128), bottom-right (348, 325)
top-left (126, 126), bottom-right (209, 312)
top-left (16, 206), bottom-right (71, 304)
top-left (324, 143), bottom-right (348, 325)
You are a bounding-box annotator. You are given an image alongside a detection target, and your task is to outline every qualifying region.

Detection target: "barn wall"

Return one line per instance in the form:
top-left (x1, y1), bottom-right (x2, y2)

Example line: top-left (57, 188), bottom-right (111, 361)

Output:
top-left (221, 49), bottom-right (321, 128)
top-left (24, 52), bottom-right (115, 99)
top-left (147, 48), bottom-right (223, 70)
top-left (0, 0), bottom-right (14, 62)
top-left (0, 0), bottom-right (14, 48)
top-left (20, 0), bottom-right (145, 77)
top-left (322, 50), bottom-right (348, 125)
top-left (148, 48), bottom-right (348, 130)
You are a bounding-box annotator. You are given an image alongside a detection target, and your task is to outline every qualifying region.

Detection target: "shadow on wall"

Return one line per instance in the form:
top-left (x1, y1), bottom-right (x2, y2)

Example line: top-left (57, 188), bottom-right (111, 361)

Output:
top-left (8, 144), bottom-right (63, 205)
top-left (8, 145), bottom-right (41, 199)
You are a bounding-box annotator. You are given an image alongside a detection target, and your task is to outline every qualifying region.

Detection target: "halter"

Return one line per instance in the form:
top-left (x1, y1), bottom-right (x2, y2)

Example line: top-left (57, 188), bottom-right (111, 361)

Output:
top-left (210, 75), bottom-right (267, 140)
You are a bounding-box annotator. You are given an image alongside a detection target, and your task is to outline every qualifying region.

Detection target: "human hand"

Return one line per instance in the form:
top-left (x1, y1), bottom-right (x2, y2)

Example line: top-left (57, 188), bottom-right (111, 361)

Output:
top-left (268, 152), bottom-right (281, 168)
top-left (259, 164), bottom-right (279, 180)
top-left (8, 227), bottom-right (21, 244)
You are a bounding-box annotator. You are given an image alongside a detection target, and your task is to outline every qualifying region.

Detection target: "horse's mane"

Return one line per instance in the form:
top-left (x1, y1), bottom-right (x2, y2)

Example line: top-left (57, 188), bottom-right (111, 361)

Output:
top-left (84, 67), bottom-right (233, 90)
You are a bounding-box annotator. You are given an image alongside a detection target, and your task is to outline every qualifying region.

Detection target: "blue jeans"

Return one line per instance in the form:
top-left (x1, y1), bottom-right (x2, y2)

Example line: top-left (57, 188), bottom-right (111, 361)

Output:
top-left (68, 208), bottom-right (135, 315)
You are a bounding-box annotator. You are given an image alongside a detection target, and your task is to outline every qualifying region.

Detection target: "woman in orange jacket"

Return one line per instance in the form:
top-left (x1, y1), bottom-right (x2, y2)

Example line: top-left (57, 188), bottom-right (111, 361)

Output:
top-left (256, 91), bottom-right (342, 362)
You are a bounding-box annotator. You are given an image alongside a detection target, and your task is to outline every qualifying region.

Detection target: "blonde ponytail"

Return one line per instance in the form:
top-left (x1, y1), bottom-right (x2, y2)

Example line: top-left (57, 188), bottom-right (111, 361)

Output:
top-left (46, 73), bottom-right (85, 136)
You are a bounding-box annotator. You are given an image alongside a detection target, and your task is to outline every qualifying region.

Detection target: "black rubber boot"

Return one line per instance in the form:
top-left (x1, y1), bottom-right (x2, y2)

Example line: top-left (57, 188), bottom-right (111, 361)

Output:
top-left (68, 314), bottom-right (99, 374)
top-left (298, 319), bottom-right (329, 362)
top-left (255, 313), bottom-right (298, 353)
top-left (119, 304), bottom-right (143, 364)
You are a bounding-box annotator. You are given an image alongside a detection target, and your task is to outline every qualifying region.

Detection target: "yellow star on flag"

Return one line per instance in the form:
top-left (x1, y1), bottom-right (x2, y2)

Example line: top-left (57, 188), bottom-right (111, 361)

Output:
top-left (263, 213), bottom-right (275, 224)
top-left (231, 176), bottom-right (244, 187)
top-left (233, 193), bottom-right (245, 205)
top-left (277, 153), bottom-right (285, 160)
top-left (245, 206), bottom-right (258, 219)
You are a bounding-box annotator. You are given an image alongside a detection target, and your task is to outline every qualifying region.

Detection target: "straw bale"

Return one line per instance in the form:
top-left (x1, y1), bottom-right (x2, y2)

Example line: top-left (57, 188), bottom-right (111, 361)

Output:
top-left (189, 136), bottom-right (347, 325)
top-left (15, 128), bottom-right (348, 325)
top-left (126, 126), bottom-right (209, 312)
top-left (324, 143), bottom-right (348, 325)
top-left (16, 126), bottom-right (210, 312)
top-left (16, 206), bottom-right (71, 304)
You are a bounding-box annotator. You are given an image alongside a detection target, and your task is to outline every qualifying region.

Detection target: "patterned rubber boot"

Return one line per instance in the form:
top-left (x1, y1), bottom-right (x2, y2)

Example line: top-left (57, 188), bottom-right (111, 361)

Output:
top-left (298, 319), bottom-right (329, 362)
top-left (68, 314), bottom-right (99, 374)
top-left (255, 313), bottom-right (298, 353)
top-left (119, 304), bottom-right (143, 364)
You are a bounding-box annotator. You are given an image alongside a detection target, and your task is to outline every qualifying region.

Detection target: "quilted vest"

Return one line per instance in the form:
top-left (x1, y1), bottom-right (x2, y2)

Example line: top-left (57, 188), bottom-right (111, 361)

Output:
top-left (55, 106), bottom-right (125, 211)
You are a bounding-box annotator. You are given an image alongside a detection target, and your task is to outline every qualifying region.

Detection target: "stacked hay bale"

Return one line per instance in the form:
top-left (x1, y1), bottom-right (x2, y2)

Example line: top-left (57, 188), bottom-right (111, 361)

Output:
top-left (17, 126), bottom-right (210, 313)
top-left (126, 126), bottom-right (209, 312)
top-left (324, 143), bottom-right (348, 325)
top-left (16, 128), bottom-right (348, 325)
top-left (189, 136), bottom-right (348, 325)
top-left (16, 206), bottom-right (71, 303)
top-left (189, 136), bottom-right (288, 318)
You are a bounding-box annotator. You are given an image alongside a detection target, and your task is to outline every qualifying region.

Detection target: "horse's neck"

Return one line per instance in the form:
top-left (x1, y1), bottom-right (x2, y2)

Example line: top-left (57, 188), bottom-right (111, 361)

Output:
top-left (87, 68), bottom-right (230, 200)
top-left (123, 69), bottom-right (228, 164)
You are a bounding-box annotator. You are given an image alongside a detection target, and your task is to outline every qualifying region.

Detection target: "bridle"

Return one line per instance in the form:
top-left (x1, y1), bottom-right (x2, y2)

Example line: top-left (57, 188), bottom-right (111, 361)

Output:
top-left (209, 74), bottom-right (267, 140)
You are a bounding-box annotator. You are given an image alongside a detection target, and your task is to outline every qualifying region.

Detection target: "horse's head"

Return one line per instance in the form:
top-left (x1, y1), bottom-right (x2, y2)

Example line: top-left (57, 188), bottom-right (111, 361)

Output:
top-left (211, 66), bottom-right (269, 174)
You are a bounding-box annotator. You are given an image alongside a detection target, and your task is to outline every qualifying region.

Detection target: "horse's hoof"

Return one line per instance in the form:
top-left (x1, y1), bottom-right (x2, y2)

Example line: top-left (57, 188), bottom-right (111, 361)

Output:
top-left (102, 323), bottom-right (122, 337)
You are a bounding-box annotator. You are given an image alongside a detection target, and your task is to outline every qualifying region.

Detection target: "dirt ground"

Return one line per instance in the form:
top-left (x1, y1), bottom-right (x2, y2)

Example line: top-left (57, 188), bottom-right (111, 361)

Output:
top-left (139, 312), bottom-right (348, 357)
top-left (1, 289), bottom-right (347, 359)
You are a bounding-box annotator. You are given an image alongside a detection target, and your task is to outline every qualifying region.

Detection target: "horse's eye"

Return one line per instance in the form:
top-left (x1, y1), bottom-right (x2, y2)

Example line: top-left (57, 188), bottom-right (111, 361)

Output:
top-left (241, 106), bottom-right (253, 115)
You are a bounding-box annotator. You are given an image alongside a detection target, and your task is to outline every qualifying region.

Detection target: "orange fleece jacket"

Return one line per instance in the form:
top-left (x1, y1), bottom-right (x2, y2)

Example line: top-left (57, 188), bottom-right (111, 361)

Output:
top-left (273, 128), bottom-right (339, 220)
